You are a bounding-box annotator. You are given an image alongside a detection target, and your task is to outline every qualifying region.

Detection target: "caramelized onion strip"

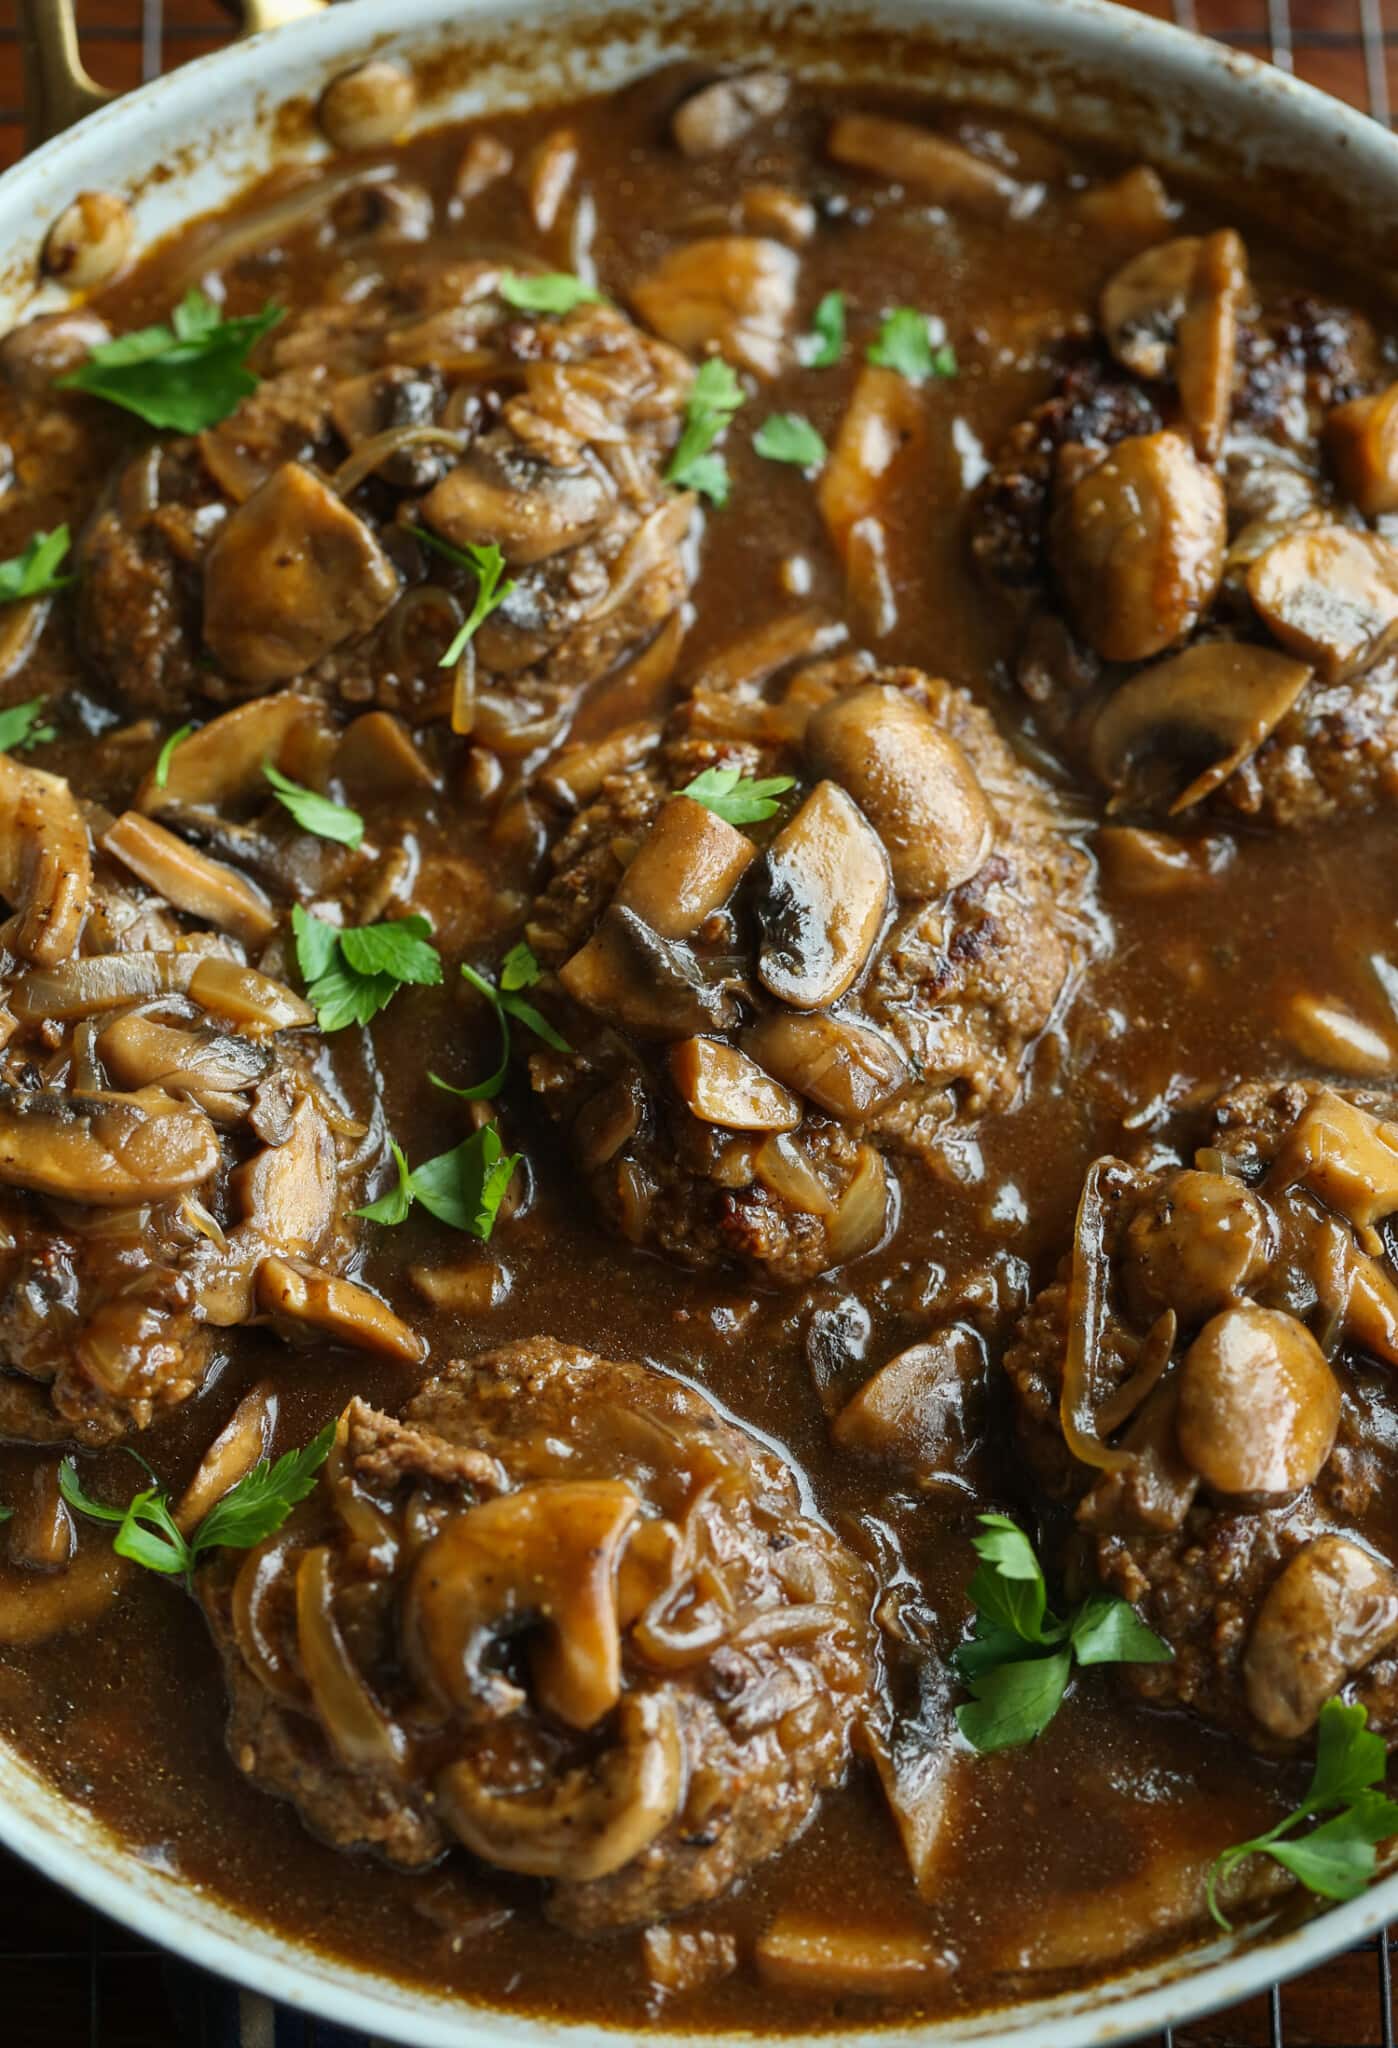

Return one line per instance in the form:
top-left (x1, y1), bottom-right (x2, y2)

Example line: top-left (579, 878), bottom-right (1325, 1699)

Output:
top-left (1060, 1160), bottom-right (1134, 1472)
top-left (296, 1544), bottom-right (407, 1773)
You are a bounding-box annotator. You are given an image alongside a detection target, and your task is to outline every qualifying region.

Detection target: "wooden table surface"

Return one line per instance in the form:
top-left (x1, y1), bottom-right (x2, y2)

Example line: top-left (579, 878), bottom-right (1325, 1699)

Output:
top-left (1, 2), bottom-right (1397, 2043)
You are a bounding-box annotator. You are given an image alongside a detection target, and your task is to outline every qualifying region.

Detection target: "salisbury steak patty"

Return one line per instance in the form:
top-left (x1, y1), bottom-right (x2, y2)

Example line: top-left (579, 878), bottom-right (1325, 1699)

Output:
top-left (202, 1338), bottom-right (879, 1931)
top-left (1004, 1079), bottom-right (1398, 1749)
top-left (522, 648), bottom-right (1092, 1285)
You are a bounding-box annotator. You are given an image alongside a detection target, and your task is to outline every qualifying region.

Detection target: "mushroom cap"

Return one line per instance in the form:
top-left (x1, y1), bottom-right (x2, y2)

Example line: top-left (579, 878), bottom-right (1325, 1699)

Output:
top-left (1175, 1303), bottom-right (1340, 1503)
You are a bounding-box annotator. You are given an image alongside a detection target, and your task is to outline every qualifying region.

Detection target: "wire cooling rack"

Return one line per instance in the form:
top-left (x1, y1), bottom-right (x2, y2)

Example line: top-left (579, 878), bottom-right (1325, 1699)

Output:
top-left (1, 0), bottom-right (1398, 2043)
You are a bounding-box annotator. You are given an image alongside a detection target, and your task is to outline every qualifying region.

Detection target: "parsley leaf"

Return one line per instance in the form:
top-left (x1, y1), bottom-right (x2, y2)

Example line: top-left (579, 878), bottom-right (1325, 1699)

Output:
top-left (59, 289), bottom-right (284, 432)
top-left (291, 904), bottom-right (441, 1033)
top-left (154, 722), bottom-right (194, 790)
top-left (0, 1504), bottom-right (11, 1524)
top-left (0, 526), bottom-right (73, 604)
top-left (356, 1123), bottom-right (520, 1238)
top-left (414, 527), bottom-right (516, 667)
top-left (58, 1423), bottom-right (334, 1588)
top-left (263, 761), bottom-right (365, 849)
top-left (799, 290), bottom-right (846, 369)
top-left (666, 358), bottom-right (746, 506)
top-left (500, 272), bottom-right (604, 314)
top-left (431, 944), bottom-right (571, 1103)
top-left (753, 413), bottom-right (827, 469)
top-left (680, 764), bottom-right (795, 827)
top-left (867, 308), bottom-right (958, 384)
top-left (952, 1512), bottom-right (1171, 1754)
top-left (0, 699), bottom-right (56, 754)
top-left (1208, 1699), bottom-right (1398, 1928)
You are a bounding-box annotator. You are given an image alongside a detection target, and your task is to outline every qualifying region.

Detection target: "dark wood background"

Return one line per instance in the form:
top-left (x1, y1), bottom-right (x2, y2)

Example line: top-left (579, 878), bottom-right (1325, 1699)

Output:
top-left (1, 2), bottom-right (1397, 2043)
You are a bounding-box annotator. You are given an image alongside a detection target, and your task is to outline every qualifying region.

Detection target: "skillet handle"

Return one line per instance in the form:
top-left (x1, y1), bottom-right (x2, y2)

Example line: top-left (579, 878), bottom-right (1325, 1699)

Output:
top-left (18, 0), bottom-right (330, 151)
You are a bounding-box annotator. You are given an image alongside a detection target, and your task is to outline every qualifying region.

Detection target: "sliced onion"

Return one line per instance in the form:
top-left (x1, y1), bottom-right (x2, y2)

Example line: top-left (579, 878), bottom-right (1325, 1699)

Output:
top-left (1060, 1160), bottom-right (1133, 1473)
top-left (755, 1133), bottom-right (834, 1217)
top-left (230, 1535), bottom-right (307, 1709)
top-left (331, 424), bottom-right (470, 499)
top-left (296, 1544), bottom-right (407, 1774)
top-left (584, 496), bottom-right (694, 626)
top-left (1095, 1307), bottom-right (1176, 1435)
top-left (450, 638), bottom-right (477, 738)
top-left (176, 1387), bottom-right (274, 1532)
top-left (826, 1144), bottom-right (890, 1262)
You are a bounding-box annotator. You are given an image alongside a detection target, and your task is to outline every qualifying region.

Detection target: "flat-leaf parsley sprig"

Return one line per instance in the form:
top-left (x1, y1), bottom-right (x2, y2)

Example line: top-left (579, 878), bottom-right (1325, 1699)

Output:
top-left (58, 1423), bottom-right (335, 1590)
top-left (681, 765), bottom-right (795, 828)
top-left (292, 904), bottom-right (442, 1032)
top-left (414, 526), bottom-right (515, 669)
top-left (952, 1512), bottom-right (1172, 1753)
top-left (59, 288), bottom-right (283, 433)
top-left (431, 941), bottom-right (570, 1104)
top-left (666, 358), bottom-right (746, 507)
top-left (1208, 1699), bottom-right (1398, 1928)
top-left (0, 527), bottom-right (74, 605)
top-left (355, 1122), bottom-right (520, 1239)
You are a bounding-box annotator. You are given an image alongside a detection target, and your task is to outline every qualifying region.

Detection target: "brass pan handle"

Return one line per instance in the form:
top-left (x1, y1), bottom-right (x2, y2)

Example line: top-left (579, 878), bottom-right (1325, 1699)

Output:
top-left (18, 0), bottom-right (330, 151)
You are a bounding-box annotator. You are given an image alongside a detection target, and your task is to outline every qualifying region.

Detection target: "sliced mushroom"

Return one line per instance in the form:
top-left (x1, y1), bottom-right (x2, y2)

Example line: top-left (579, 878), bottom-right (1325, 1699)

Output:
top-left (0, 755), bottom-right (91, 967)
top-left (831, 1325), bottom-right (982, 1480)
top-left (437, 1689), bottom-right (683, 1882)
top-left (43, 190), bottom-right (133, 291)
top-left (642, 1925), bottom-right (739, 1994)
top-left (175, 1386), bottom-right (276, 1532)
top-left (187, 956), bottom-right (315, 1033)
top-left (12, 950), bottom-right (201, 1023)
top-left (406, 1481), bottom-right (640, 1728)
top-left (102, 812), bottom-right (276, 948)
top-left (318, 59), bottom-right (417, 151)
top-left (825, 1143), bottom-right (891, 1264)
top-left (255, 1256), bottom-right (428, 1365)
top-left (1244, 1536), bottom-right (1398, 1741)
top-left (1175, 1304), bottom-right (1340, 1504)
top-left (1176, 230), bottom-right (1247, 462)
top-left (1, 309), bottom-right (112, 395)
top-left (0, 1086), bottom-right (219, 1205)
top-left (614, 795), bottom-right (755, 940)
top-left (420, 444), bottom-right (611, 568)
top-left (1051, 431), bottom-right (1226, 664)
top-left (1269, 1089), bottom-right (1398, 1230)
top-left (1100, 235), bottom-right (1201, 379)
top-left (230, 1092), bottom-right (338, 1260)
top-left (1326, 381), bottom-right (1398, 520)
top-left (97, 1011), bottom-right (273, 1115)
top-left (6, 1460), bottom-right (75, 1572)
top-left (756, 782), bottom-right (890, 1010)
top-left (670, 1037), bottom-right (801, 1132)
top-left (819, 368), bottom-right (927, 562)
top-left (1285, 993), bottom-right (1396, 1077)
top-left (537, 723), bottom-right (662, 811)
top-left (672, 71), bottom-right (789, 156)
top-left (630, 237), bottom-right (797, 379)
top-left (1073, 166), bottom-right (1176, 242)
top-left (805, 684), bottom-right (993, 899)
top-left (0, 1544), bottom-right (127, 1644)
top-left (203, 462), bottom-right (400, 688)
top-left (827, 112), bottom-right (1022, 216)
top-left (1088, 640), bottom-right (1312, 812)
top-left (1247, 524), bottom-right (1398, 683)
top-left (1123, 1168), bottom-right (1273, 1326)
top-left (559, 905), bottom-right (736, 1041)
top-left (136, 694), bottom-right (326, 815)
top-left (744, 1009), bottom-right (909, 1120)
top-left (333, 712), bottom-right (437, 801)
top-left (755, 1915), bottom-right (949, 1997)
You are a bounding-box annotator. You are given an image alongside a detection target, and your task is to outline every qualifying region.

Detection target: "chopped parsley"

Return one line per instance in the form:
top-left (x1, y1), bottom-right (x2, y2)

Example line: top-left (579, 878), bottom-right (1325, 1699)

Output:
top-left (263, 761), bottom-right (365, 849)
top-left (59, 288), bottom-right (284, 433)
top-left (799, 290), bottom-right (846, 369)
top-left (753, 412), bottom-right (827, 470)
top-left (681, 764), bottom-right (795, 827)
top-left (154, 722), bottom-right (194, 790)
top-left (431, 942), bottom-right (570, 1103)
top-left (0, 699), bottom-right (56, 754)
top-left (665, 358), bottom-right (746, 506)
top-left (414, 527), bottom-right (515, 668)
top-left (58, 1423), bottom-right (334, 1588)
top-left (0, 527), bottom-right (73, 605)
top-left (356, 1123), bottom-right (520, 1239)
top-left (291, 904), bottom-right (442, 1032)
top-left (499, 271), bottom-right (604, 314)
top-left (952, 1512), bottom-right (1171, 1753)
top-left (1208, 1699), bottom-right (1398, 1928)
top-left (867, 307), bottom-right (958, 384)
